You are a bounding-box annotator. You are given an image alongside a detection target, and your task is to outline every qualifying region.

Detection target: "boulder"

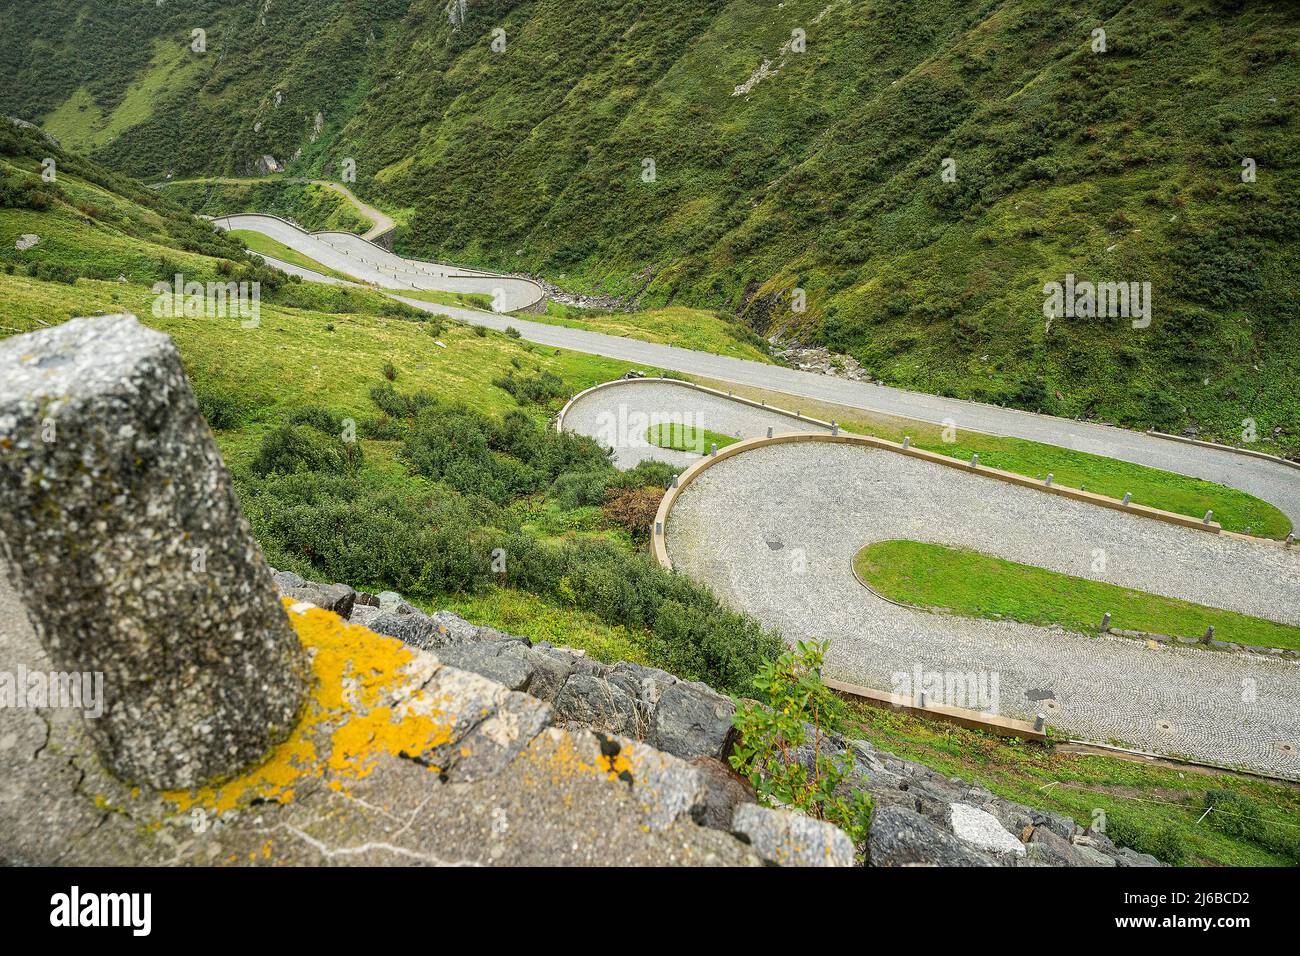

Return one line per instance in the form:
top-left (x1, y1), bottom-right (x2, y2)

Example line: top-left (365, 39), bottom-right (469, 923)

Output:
top-left (1112, 846), bottom-right (1163, 867)
top-left (280, 581), bottom-right (356, 618)
top-left (368, 609), bottom-right (436, 649)
top-left (949, 803), bottom-right (1026, 858)
top-left (688, 756), bottom-right (756, 831)
top-left (552, 674), bottom-right (643, 737)
top-left (648, 680), bottom-right (735, 760)
top-left (610, 661), bottom-right (678, 709)
top-left (273, 570), bottom-right (307, 590)
top-left (868, 806), bottom-right (997, 867)
top-left (348, 604), bottom-right (384, 629)
top-left (1024, 826), bottom-right (1097, 866)
top-left (524, 651), bottom-right (573, 703)
top-left (731, 803), bottom-right (855, 867)
top-left (430, 609), bottom-right (482, 644)
top-left (435, 641), bottom-right (535, 692)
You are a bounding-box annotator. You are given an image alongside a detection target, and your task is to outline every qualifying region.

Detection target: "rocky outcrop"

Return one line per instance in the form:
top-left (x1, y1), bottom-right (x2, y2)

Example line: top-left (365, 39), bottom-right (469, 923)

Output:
top-left (281, 573), bottom-right (1164, 868)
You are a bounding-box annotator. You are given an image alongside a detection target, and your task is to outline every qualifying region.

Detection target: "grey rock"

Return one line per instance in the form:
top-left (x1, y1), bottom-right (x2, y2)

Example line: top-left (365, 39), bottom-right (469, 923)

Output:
top-left (0, 315), bottom-right (306, 789)
top-left (523, 650), bottom-right (573, 702)
top-left (273, 570), bottom-right (307, 590)
top-left (731, 803), bottom-right (855, 867)
top-left (611, 661), bottom-right (678, 708)
top-left (436, 642), bottom-right (535, 692)
top-left (688, 756), bottom-right (756, 831)
top-left (949, 803), bottom-right (1026, 858)
top-left (1113, 846), bottom-right (1163, 867)
top-left (553, 674), bottom-right (643, 737)
top-left (868, 806), bottom-right (997, 867)
top-left (1073, 843), bottom-right (1119, 867)
top-left (348, 604), bottom-right (383, 628)
top-left (1024, 826), bottom-right (1096, 866)
top-left (368, 609), bottom-right (436, 648)
top-left (648, 680), bottom-right (735, 760)
top-left (281, 581), bottom-right (356, 618)
top-left (1028, 809), bottom-right (1079, 842)
top-left (430, 609), bottom-right (482, 644)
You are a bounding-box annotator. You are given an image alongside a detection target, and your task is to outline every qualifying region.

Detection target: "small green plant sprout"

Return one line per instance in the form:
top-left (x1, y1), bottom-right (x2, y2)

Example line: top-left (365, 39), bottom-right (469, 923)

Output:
top-left (730, 639), bottom-right (872, 843)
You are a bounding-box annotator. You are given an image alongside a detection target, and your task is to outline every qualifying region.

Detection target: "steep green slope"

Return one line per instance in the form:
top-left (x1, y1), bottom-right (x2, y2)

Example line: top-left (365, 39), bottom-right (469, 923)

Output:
top-left (4, 117), bottom-right (1300, 868)
top-left (2, 0), bottom-right (1298, 452)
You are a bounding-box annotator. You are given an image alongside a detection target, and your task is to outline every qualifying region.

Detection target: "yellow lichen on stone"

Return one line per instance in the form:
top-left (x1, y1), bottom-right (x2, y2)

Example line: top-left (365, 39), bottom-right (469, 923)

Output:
top-left (161, 601), bottom-right (455, 814)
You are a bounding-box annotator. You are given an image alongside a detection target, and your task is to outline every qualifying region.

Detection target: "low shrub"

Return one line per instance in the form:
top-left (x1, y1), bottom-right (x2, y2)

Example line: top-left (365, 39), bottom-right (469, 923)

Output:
top-left (730, 640), bottom-right (873, 845)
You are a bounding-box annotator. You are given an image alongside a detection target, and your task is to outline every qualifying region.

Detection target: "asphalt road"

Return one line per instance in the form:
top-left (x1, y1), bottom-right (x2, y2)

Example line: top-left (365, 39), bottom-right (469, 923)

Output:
top-left (560, 379), bottom-right (1300, 778)
top-left (227, 215), bottom-right (1300, 526)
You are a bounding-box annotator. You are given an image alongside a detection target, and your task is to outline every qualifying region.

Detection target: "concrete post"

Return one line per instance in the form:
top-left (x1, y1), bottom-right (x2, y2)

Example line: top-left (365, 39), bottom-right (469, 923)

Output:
top-left (970, 453), bottom-right (979, 467)
top-left (1202, 625), bottom-right (1215, 644)
top-left (1045, 473), bottom-right (1053, 487)
top-left (1122, 492), bottom-right (1131, 506)
top-left (831, 421), bottom-right (839, 436)
top-left (1101, 612), bottom-right (1111, 632)
top-left (710, 443), bottom-right (717, 457)
top-left (1034, 715), bottom-right (1046, 733)
top-left (0, 316), bottom-right (307, 789)
top-left (766, 426), bottom-right (773, 438)
top-left (1203, 510), bottom-right (1213, 525)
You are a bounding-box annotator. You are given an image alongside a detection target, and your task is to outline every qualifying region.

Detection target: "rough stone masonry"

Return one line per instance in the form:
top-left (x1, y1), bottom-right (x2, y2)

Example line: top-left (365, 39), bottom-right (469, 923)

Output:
top-left (0, 315), bottom-right (307, 788)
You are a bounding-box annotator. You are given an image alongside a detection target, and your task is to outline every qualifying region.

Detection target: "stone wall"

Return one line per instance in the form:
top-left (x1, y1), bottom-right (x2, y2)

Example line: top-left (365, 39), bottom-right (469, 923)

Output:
top-left (281, 573), bottom-right (1162, 868)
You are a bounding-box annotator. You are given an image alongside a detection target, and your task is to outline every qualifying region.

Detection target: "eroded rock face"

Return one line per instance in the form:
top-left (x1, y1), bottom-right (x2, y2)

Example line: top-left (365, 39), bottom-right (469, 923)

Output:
top-left (0, 316), bottom-right (307, 789)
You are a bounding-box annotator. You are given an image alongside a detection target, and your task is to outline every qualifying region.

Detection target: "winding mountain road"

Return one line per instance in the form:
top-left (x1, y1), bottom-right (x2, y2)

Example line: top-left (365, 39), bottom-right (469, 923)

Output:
top-left (559, 379), bottom-right (1300, 778)
top-left (223, 214), bottom-right (1300, 524)
top-left (213, 216), bottom-right (1300, 774)
top-left (212, 214), bottom-right (546, 312)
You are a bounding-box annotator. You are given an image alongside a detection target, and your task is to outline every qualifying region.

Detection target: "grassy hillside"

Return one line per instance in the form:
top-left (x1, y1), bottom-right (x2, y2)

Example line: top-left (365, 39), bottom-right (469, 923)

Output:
top-left (162, 177), bottom-right (373, 233)
top-left (3, 0), bottom-right (1296, 451)
top-left (3, 117), bottom-right (1299, 867)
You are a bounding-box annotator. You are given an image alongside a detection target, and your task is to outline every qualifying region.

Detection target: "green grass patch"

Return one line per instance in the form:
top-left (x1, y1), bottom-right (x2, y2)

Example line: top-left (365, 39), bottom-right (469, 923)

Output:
top-left (529, 304), bottom-right (773, 364)
top-left (645, 422), bottom-right (739, 454)
top-left (162, 178), bottom-right (374, 234)
top-left (397, 288), bottom-right (497, 312)
top-left (855, 539), bottom-right (1300, 652)
top-left (421, 586), bottom-right (654, 666)
top-left (691, 376), bottom-right (1292, 540)
top-left (227, 229), bottom-right (355, 281)
top-left (845, 699), bottom-right (1300, 867)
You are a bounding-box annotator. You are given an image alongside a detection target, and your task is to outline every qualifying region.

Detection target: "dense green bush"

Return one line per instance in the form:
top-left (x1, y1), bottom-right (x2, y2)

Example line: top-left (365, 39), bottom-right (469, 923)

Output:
top-left (401, 400), bottom-right (609, 505)
top-left (492, 369), bottom-right (566, 406)
top-left (1201, 790), bottom-right (1300, 864)
top-left (196, 391), bottom-right (243, 430)
top-left (251, 422), bottom-right (363, 477)
top-left (236, 383), bottom-right (777, 691)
